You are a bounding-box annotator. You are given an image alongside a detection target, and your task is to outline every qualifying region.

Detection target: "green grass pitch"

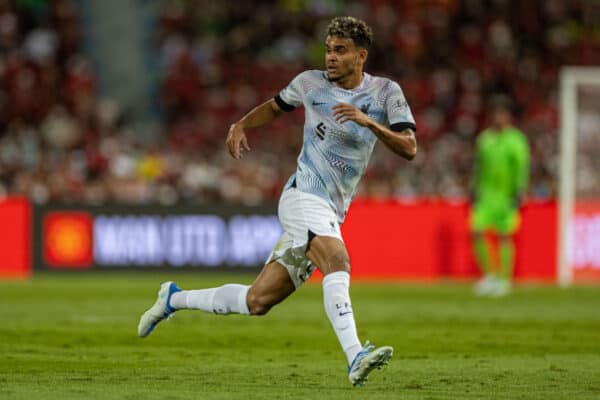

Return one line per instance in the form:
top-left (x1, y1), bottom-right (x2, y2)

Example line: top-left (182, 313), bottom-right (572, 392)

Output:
top-left (1, 272), bottom-right (600, 399)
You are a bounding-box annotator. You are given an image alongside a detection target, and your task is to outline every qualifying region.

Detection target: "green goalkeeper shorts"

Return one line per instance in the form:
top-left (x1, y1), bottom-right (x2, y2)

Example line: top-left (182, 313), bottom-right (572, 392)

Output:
top-left (469, 202), bottom-right (520, 235)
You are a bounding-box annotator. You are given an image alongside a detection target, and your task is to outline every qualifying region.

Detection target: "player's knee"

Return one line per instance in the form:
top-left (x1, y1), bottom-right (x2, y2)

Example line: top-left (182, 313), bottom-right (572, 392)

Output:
top-left (471, 231), bottom-right (484, 239)
top-left (326, 252), bottom-right (350, 273)
top-left (246, 292), bottom-right (272, 316)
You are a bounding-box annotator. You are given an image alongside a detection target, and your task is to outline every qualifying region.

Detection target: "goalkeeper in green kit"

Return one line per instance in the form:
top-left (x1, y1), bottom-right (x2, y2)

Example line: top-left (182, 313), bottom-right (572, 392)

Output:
top-left (470, 97), bottom-right (530, 296)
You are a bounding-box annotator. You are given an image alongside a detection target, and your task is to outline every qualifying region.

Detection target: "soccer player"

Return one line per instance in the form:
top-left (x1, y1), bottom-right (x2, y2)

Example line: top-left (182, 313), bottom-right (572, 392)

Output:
top-left (470, 97), bottom-right (530, 296)
top-left (138, 16), bottom-right (417, 386)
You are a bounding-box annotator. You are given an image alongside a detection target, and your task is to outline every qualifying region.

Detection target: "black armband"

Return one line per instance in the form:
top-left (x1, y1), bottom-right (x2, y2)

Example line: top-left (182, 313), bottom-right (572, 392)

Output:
top-left (390, 122), bottom-right (417, 132)
top-left (274, 95), bottom-right (296, 112)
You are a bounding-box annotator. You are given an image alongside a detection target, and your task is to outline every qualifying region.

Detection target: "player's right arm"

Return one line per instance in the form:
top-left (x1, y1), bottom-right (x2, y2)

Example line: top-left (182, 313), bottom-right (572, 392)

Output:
top-left (512, 130), bottom-right (530, 204)
top-left (226, 99), bottom-right (283, 159)
top-left (227, 72), bottom-right (306, 159)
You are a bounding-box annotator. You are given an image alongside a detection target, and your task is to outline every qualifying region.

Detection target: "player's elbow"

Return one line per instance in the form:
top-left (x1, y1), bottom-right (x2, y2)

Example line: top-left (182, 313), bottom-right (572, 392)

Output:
top-left (402, 137), bottom-right (417, 160)
top-left (404, 144), bottom-right (417, 160)
top-left (395, 128), bottom-right (417, 160)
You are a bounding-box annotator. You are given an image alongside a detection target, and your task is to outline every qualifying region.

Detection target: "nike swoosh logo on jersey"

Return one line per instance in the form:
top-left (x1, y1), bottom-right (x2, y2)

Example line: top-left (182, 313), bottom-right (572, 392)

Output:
top-left (338, 311), bottom-right (353, 316)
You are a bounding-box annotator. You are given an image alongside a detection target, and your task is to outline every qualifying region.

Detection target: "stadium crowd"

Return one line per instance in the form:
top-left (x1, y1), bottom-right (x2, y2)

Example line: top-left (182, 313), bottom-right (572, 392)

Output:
top-left (1, 0), bottom-right (599, 205)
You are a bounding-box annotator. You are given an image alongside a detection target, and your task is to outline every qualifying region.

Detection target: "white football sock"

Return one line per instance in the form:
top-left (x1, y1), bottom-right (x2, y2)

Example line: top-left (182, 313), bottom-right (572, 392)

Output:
top-left (169, 284), bottom-right (250, 315)
top-left (322, 271), bottom-right (362, 365)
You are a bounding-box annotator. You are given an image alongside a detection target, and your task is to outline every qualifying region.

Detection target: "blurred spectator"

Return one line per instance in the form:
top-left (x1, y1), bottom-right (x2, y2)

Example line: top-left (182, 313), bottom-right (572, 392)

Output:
top-left (1, 0), bottom-right (598, 205)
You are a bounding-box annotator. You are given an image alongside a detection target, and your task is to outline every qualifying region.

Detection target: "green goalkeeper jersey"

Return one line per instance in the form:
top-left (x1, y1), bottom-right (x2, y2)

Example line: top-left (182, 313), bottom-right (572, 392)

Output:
top-left (473, 126), bottom-right (530, 207)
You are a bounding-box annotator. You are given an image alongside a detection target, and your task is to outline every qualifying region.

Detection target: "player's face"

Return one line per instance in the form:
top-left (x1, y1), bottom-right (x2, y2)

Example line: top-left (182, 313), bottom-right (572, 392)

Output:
top-left (491, 108), bottom-right (511, 129)
top-left (325, 36), bottom-right (366, 83)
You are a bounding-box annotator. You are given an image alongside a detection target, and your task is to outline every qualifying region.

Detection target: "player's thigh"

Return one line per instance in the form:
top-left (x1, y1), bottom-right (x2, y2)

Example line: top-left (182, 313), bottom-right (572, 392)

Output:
top-left (470, 203), bottom-right (493, 232)
top-left (496, 207), bottom-right (520, 236)
top-left (278, 188), bottom-right (349, 277)
top-left (305, 235), bottom-right (350, 275)
top-left (247, 260), bottom-right (296, 314)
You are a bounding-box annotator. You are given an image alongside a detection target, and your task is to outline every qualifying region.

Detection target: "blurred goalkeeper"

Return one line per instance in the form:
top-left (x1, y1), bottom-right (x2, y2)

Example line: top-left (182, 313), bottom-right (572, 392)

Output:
top-left (138, 16), bottom-right (417, 386)
top-left (471, 96), bottom-right (530, 296)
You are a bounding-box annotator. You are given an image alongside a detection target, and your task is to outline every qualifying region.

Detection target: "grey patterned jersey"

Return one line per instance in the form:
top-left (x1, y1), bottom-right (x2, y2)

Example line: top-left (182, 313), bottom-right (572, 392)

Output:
top-left (275, 70), bottom-right (416, 222)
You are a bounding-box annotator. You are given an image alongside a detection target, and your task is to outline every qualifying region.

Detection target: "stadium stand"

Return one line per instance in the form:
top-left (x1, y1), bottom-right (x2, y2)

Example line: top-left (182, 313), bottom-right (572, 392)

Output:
top-left (1, 0), bottom-right (598, 204)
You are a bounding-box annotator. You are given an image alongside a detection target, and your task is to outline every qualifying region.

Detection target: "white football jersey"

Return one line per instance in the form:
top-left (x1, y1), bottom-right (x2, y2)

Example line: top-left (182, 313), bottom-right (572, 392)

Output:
top-left (275, 70), bottom-right (416, 222)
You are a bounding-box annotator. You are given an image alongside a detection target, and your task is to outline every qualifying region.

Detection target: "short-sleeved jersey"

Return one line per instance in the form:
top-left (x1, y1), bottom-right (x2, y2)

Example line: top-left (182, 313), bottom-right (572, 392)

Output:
top-left (275, 70), bottom-right (416, 222)
top-left (473, 126), bottom-right (530, 207)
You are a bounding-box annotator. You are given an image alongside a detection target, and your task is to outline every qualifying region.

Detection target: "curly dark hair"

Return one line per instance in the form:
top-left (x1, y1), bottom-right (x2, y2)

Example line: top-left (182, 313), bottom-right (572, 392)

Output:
top-left (326, 16), bottom-right (373, 49)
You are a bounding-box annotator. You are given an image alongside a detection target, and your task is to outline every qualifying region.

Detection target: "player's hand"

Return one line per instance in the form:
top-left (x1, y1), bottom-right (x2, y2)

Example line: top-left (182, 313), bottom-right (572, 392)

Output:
top-left (226, 123), bottom-right (251, 159)
top-left (513, 194), bottom-right (524, 208)
top-left (468, 191), bottom-right (477, 203)
top-left (332, 103), bottom-right (371, 126)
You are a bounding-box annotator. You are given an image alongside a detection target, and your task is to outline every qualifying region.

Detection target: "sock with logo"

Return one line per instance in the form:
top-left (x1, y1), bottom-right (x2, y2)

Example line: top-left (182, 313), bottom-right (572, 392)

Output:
top-left (169, 284), bottom-right (250, 315)
top-left (322, 271), bottom-right (362, 365)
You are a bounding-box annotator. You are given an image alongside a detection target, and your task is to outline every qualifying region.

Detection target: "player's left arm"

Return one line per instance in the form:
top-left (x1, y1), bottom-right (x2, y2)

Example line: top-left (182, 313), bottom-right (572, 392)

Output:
top-left (332, 103), bottom-right (417, 160)
top-left (513, 132), bottom-right (531, 202)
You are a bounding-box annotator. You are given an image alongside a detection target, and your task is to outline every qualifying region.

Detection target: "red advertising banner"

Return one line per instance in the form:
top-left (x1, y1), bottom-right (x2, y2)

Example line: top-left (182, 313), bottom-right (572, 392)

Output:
top-left (571, 200), bottom-right (600, 282)
top-left (321, 198), bottom-right (557, 282)
top-left (28, 199), bottom-right (562, 283)
top-left (513, 200), bottom-right (557, 281)
top-left (0, 197), bottom-right (31, 278)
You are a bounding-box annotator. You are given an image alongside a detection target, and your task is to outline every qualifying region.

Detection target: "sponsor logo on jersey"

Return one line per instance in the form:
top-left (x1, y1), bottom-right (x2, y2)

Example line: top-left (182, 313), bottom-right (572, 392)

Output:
top-left (315, 122), bottom-right (327, 140)
top-left (396, 99), bottom-right (408, 109)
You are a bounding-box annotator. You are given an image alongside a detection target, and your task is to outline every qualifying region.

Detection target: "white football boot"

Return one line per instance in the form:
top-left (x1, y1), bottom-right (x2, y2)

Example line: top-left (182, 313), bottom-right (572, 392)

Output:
top-left (138, 281), bottom-right (181, 337)
top-left (348, 341), bottom-right (393, 387)
top-left (489, 279), bottom-right (512, 297)
top-left (474, 274), bottom-right (497, 296)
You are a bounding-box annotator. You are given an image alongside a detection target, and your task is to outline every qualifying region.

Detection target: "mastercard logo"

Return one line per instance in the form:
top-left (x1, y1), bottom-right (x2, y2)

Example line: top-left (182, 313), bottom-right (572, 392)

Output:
top-left (43, 212), bottom-right (93, 268)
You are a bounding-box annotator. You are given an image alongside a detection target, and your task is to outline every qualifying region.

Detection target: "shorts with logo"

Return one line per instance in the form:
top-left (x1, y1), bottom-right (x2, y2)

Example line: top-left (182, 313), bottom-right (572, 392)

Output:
top-left (265, 188), bottom-right (343, 288)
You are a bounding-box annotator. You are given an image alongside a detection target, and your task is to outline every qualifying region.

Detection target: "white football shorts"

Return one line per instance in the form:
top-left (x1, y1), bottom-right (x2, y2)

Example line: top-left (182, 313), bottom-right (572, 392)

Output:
top-left (265, 188), bottom-right (344, 288)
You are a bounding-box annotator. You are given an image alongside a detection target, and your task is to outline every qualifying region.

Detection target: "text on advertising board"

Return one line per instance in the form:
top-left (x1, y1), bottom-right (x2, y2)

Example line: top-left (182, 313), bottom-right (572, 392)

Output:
top-left (93, 214), bottom-right (282, 267)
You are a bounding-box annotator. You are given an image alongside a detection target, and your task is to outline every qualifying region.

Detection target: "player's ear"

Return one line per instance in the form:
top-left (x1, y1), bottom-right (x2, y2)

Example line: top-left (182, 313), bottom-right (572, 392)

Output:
top-left (358, 48), bottom-right (368, 63)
